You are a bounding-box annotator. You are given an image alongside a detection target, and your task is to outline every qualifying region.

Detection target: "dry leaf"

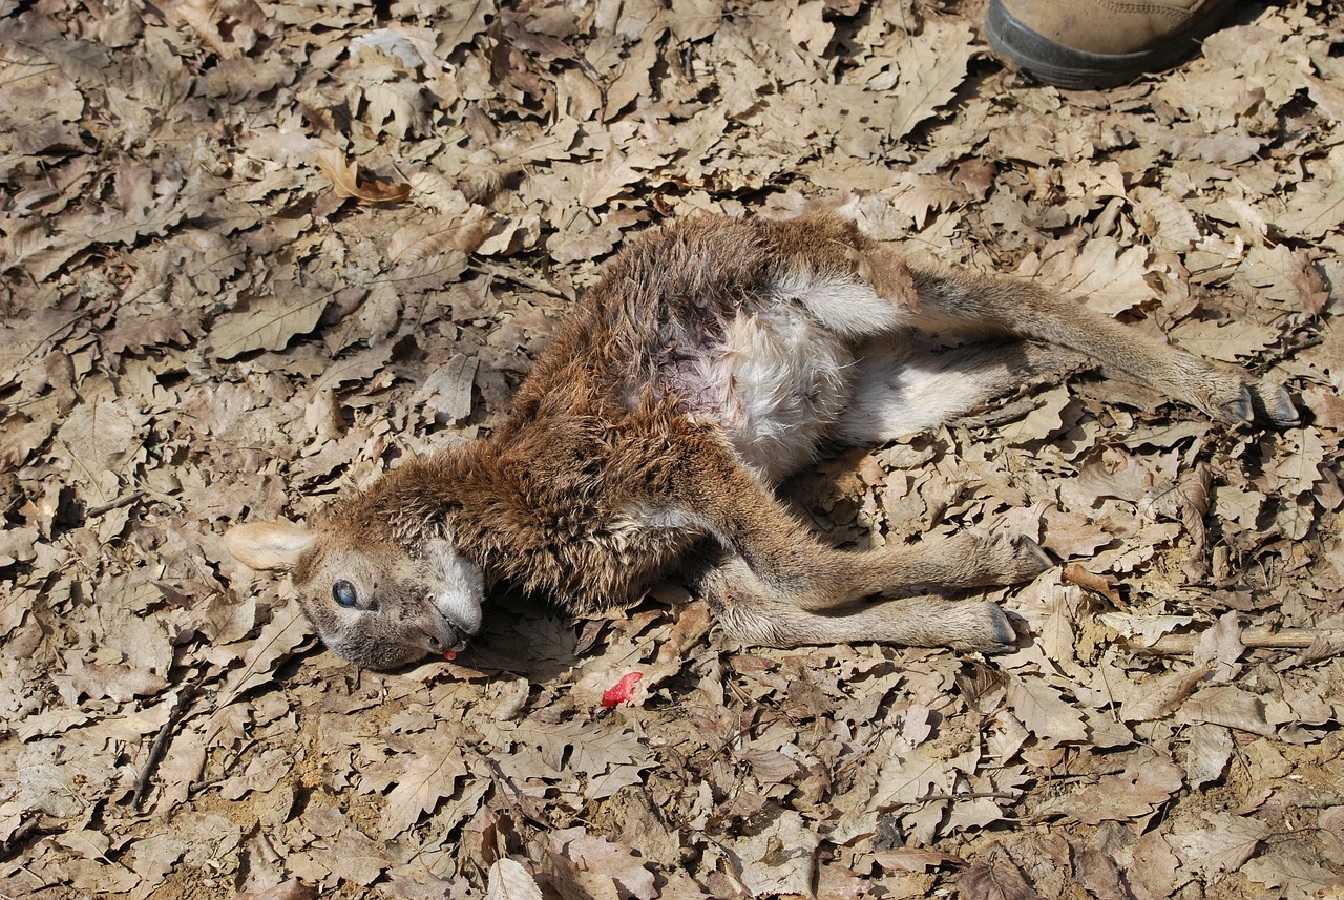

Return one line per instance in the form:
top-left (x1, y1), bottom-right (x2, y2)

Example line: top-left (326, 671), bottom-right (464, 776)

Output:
top-left (314, 147), bottom-right (411, 203)
top-left (1018, 236), bottom-right (1158, 316)
top-left (1005, 675), bottom-right (1088, 744)
top-left (1119, 662), bottom-right (1214, 723)
top-left (959, 860), bottom-right (1044, 900)
top-left (209, 290), bottom-right (330, 360)
top-left (726, 809), bottom-right (819, 899)
top-left (216, 600), bottom-right (311, 707)
top-left (484, 859), bottom-right (544, 900)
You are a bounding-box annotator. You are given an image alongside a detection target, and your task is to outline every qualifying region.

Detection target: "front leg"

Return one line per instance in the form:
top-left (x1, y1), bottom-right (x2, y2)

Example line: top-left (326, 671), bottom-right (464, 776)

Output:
top-left (669, 429), bottom-right (1050, 614)
top-left (690, 553), bottom-right (1018, 652)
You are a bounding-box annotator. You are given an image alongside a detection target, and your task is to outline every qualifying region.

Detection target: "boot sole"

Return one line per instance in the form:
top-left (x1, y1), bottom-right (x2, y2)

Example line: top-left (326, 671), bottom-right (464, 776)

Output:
top-left (984, 0), bottom-right (1240, 90)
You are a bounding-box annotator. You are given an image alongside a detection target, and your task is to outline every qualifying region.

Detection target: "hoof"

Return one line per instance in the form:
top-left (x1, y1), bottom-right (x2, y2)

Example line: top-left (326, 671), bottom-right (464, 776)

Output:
top-left (1252, 382), bottom-right (1299, 427)
top-left (1011, 535), bottom-right (1053, 576)
top-left (1223, 385), bottom-right (1255, 425)
top-left (951, 602), bottom-right (1019, 653)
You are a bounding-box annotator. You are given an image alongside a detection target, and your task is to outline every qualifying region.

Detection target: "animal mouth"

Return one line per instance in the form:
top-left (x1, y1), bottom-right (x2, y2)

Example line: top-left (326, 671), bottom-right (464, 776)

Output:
top-left (421, 590), bottom-right (483, 656)
top-left (420, 608), bottom-right (467, 656)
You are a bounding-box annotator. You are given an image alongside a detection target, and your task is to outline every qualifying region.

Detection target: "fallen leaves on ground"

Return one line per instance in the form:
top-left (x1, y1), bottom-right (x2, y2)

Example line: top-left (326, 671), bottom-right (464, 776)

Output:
top-left (2, 1), bottom-right (1343, 899)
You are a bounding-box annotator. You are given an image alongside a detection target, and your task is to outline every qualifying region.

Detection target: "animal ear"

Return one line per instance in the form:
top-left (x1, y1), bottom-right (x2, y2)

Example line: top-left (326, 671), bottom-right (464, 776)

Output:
top-left (225, 520), bottom-right (317, 571)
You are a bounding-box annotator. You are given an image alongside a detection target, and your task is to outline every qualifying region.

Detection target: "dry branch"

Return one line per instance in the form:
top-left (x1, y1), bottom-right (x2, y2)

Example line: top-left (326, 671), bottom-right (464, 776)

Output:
top-left (1126, 627), bottom-right (1344, 658)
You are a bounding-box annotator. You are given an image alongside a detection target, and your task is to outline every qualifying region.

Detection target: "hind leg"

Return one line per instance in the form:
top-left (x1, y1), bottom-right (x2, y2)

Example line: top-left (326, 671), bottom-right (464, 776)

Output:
top-left (759, 211), bottom-right (1296, 427)
top-left (834, 336), bottom-right (1088, 444)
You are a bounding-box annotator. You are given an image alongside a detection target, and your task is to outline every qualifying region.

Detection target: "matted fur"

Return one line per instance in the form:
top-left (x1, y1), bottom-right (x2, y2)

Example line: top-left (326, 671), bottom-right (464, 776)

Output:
top-left (226, 211), bottom-right (1296, 670)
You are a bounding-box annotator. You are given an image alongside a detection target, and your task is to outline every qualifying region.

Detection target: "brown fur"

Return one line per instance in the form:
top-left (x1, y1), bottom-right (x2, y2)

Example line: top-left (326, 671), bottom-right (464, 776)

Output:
top-left (226, 211), bottom-right (1296, 670)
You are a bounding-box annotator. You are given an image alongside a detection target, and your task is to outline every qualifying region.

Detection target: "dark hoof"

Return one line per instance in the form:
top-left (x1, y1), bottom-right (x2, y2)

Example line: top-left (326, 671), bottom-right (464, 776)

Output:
top-left (1012, 535), bottom-right (1053, 575)
top-left (1223, 385), bottom-right (1256, 425)
top-left (983, 603), bottom-right (1017, 651)
top-left (1252, 382), bottom-right (1299, 427)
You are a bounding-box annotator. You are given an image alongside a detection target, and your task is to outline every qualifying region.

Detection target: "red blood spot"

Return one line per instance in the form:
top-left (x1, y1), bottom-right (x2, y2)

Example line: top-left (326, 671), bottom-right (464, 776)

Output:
top-left (601, 672), bottom-right (644, 708)
top-left (442, 650), bottom-right (457, 661)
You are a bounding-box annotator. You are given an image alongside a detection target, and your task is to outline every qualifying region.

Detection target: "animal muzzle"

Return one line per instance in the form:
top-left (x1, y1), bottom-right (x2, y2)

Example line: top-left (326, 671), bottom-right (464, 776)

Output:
top-left (418, 593), bottom-right (481, 657)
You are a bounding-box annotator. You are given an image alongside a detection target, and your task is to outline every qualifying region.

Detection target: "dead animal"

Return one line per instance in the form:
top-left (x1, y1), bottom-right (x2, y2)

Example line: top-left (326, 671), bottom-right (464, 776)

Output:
top-left (226, 211), bottom-right (1297, 669)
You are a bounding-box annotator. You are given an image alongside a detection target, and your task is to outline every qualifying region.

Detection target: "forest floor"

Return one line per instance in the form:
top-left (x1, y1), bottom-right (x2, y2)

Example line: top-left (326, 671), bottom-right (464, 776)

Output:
top-left (2, 0), bottom-right (1344, 898)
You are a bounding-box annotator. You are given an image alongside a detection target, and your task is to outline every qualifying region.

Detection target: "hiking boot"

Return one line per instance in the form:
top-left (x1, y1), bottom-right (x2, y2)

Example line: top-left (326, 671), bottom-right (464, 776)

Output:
top-left (984, 0), bottom-right (1241, 89)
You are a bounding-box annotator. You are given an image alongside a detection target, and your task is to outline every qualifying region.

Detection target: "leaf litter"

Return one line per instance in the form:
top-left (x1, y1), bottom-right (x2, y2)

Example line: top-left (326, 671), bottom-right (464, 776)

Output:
top-left (1, 1), bottom-right (1343, 898)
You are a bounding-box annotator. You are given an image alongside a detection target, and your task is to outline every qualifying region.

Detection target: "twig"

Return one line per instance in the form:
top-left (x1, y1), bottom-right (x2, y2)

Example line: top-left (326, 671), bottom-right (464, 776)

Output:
top-left (1127, 627), bottom-right (1344, 657)
top-left (915, 790), bottom-right (1022, 804)
top-left (1291, 796), bottom-right (1344, 810)
top-left (476, 263), bottom-right (572, 299)
top-left (132, 684), bottom-right (200, 811)
top-left (84, 491), bottom-right (146, 519)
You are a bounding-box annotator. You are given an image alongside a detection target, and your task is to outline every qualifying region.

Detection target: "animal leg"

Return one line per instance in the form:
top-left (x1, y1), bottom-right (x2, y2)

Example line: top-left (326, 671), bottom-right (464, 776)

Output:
top-left (693, 554), bottom-right (1016, 652)
top-left (835, 337), bottom-right (1087, 444)
top-left (759, 212), bottom-right (1295, 427)
top-left (671, 433), bottom-right (1050, 612)
top-left (901, 267), bottom-right (1298, 427)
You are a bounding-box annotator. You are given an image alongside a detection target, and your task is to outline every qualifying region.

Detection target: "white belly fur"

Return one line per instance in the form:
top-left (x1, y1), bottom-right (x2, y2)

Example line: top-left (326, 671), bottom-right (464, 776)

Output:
top-left (708, 307), bottom-right (854, 483)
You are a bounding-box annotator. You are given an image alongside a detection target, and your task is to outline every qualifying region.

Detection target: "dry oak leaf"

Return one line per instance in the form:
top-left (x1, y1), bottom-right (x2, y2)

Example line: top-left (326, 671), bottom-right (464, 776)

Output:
top-left (0, 523), bottom-right (39, 567)
top-left (363, 80), bottom-right (435, 139)
top-left (484, 858), bottom-right (543, 900)
top-left (1242, 850), bottom-right (1340, 899)
top-left (576, 150), bottom-right (643, 209)
top-left (1132, 186), bottom-right (1201, 253)
top-left (1273, 146), bottom-right (1344, 240)
top-left (1034, 751), bottom-right (1184, 825)
top-left (1235, 244), bottom-right (1328, 315)
top-left (1176, 684), bottom-right (1276, 736)
top-left (55, 399), bottom-right (143, 473)
top-left (387, 207), bottom-right (493, 264)
top-left (725, 809), bottom-right (820, 900)
top-left (208, 288), bottom-right (330, 360)
top-left (0, 414), bottom-right (52, 471)
top-left (216, 599), bottom-right (311, 707)
top-left (544, 827), bottom-right (658, 900)
top-left (505, 718), bottom-right (653, 782)
top-left (1016, 235), bottom-right (1157, 317)
top-left (959, 860), bottom-right (1045, 900)
top-left (1169, 811), bottom-right (1268, 880)
top-left (378, 738), bottom-right (468, 839)
top-left (884, 19), bottom-right (976, 140)
top-left (1005, 674), bottom-right (1088, 744)
top-left (302, 825), bottom-right (394, 886)
top-left (670, 0), bottom-right (723, 42)
top-left (1118, 661), bottom-right (1215, 724)
top-left (886, 172), bottom-right (972, 230)
top-left (997, 386), bottom-right (1074, 446)
top-left (166, 0), bottom-right (270, 58)
top-left (314, 147), bottom-right (411, 203)
top-left (1184, 723), bottom-right (1234, 789)
top-left (65, 659), bottom-right (168, 704)
top-left (1304, 71), bottom-right (1344, 122)
top-left (1167, 318), bottom-right (1279, 363)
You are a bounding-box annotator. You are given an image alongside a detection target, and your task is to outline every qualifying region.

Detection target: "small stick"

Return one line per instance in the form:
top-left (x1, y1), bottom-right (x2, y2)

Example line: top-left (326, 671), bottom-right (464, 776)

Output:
top-left (132, 684), bottom-right (199, 811)
top-left (1127, 627), bottom-right (1344, 657)
top-left (85, 491), bottom-right (146, 518)
top-left (914, 790), bottom-right (1022, 804)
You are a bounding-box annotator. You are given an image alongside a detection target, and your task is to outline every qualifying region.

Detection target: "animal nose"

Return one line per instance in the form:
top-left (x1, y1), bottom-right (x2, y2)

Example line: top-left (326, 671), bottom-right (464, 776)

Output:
top-left (420, 617), bottom-right (461, 655)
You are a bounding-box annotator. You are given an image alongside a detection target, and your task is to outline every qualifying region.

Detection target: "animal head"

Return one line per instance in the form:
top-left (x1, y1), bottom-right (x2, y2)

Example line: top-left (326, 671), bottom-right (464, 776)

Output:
top-left (224, 519), bottom-right (485, 670)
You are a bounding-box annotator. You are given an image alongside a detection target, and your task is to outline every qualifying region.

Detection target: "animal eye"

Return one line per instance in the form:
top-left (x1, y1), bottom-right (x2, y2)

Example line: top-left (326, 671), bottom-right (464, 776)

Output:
top-left (332, 580), bottom-right (359, 608)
